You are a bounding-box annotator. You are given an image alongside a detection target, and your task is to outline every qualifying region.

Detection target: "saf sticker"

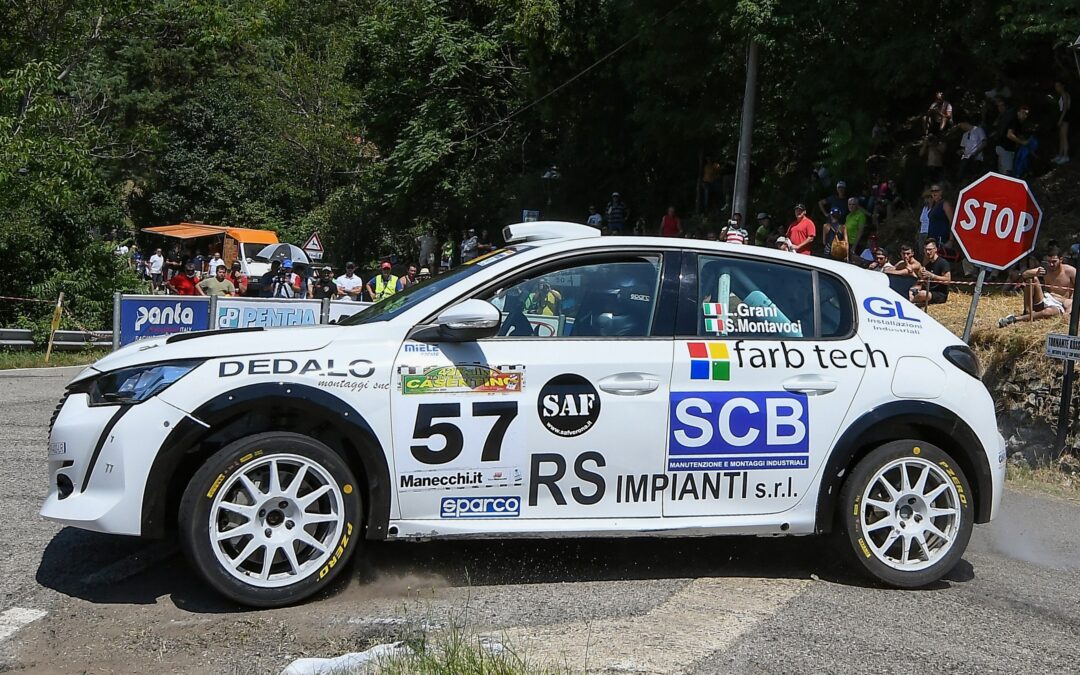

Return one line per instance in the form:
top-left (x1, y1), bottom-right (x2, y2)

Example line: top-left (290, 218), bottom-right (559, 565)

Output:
top-left (537, 374), bottom-right (600, 437)
top-left (668, 391), bottom-right (809, 471)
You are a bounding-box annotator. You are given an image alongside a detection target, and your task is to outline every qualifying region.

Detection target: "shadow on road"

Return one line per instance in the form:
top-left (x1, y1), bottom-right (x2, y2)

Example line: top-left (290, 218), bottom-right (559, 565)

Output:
top-left (37, 526), bottom-right (973, 613)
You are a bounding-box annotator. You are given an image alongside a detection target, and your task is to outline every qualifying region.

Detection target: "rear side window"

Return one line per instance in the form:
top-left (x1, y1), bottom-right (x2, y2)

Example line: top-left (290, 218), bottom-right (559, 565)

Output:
top-left (818, 272), bottom-right (855, 338)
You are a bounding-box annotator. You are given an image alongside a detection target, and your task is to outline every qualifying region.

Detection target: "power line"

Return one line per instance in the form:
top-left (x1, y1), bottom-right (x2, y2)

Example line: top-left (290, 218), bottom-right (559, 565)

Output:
top-left (460, 0), bottom-right (693, 144)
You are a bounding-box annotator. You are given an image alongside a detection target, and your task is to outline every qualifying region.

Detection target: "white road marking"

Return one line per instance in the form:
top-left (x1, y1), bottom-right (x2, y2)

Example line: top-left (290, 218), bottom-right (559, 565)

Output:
top-left (0, 608), bottom-right (47, 642)
top-left (494, 577), bottom-right (809, 673)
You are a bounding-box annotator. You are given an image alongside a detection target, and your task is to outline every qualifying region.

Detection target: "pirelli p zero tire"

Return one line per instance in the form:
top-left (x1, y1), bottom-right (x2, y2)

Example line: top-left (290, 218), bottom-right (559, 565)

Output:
top-left (179, 432), bottom-right (362, 607)
top-left (838, 440), bottom-right (973, 588)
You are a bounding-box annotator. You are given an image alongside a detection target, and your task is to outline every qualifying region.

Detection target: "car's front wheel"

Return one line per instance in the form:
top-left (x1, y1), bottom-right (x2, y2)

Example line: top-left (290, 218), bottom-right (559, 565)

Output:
top-left (179, 432), bottom-right (362, 607)
top-left (839, 440), bottom-right (973, 587)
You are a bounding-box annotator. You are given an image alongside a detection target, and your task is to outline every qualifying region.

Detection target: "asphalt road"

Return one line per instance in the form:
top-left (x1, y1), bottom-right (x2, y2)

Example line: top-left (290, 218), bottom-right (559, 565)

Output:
top-left (2, 367), bottom-right (1079, 673)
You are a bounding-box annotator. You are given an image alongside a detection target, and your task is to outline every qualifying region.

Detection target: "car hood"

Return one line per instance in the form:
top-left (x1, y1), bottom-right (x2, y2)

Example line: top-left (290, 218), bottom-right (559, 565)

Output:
top-left (76, 324), bottom-right (347, 381)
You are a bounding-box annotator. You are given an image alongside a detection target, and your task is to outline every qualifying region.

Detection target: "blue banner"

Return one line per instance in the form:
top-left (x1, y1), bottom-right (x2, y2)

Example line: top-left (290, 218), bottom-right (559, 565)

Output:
top-left (118, 296), bottom-right (210, 346)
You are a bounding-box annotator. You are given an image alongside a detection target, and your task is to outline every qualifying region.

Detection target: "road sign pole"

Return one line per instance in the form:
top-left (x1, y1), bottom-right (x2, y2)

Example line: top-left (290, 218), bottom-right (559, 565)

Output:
top-left (961, 267), bottom-right (986, 344)
top-left (1054, 286), bottom-right (1080, 459)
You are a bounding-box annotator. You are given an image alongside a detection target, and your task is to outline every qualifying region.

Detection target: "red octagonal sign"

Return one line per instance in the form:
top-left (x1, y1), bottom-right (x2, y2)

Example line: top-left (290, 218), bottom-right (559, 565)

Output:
top-left (951, 172), bottom-right (1043, 271)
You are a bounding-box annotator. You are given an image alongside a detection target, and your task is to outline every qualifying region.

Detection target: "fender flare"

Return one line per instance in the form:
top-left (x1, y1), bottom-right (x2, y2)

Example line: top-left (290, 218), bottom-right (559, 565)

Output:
top-left (141, 383), bottom-right (391, 540)
top-left (815, 400), bottom-right (993, 533)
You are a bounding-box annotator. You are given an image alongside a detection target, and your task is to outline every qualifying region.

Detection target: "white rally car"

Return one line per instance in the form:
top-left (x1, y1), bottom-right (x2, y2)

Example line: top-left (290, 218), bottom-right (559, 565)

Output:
top-left (43, 222), bottom-right (1005, 606)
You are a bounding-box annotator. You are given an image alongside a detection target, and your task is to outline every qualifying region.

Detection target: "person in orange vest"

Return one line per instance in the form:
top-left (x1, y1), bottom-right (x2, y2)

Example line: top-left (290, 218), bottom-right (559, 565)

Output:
top-left (366, 262), bottom-right (399, 302)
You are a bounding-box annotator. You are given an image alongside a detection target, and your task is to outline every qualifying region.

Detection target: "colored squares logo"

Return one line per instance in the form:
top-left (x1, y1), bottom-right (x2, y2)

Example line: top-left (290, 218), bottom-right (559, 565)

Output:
top-left (688, 342), bottom-right (730, 381)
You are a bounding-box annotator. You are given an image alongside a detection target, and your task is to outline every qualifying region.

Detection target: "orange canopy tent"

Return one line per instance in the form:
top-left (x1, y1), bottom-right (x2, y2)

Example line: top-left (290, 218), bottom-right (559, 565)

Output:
top-left (141, 223), bottom-right (279, 244)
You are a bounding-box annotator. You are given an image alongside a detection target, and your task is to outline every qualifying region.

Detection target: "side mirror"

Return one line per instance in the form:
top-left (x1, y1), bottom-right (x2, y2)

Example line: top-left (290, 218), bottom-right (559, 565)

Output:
top-left (412, 299), bottom-right (500, 342)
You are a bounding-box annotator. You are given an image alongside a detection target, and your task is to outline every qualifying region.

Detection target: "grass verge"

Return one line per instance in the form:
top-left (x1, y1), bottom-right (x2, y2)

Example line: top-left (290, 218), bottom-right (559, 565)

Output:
top-left (0, 349), bottom-right (107, 370)
top-left (1006, 460), bottom-right (1080, 502)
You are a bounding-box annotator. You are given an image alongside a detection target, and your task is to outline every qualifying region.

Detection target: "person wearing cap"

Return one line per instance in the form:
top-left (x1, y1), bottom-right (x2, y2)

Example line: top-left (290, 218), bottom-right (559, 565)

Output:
top-left (786, 204), bottom-right (816, 256)
top-left (335, 262), bottom-right (364, 301)
top-left (818, 181), bottom-right (849, 222)
top-left (753, 213), bottom-right (773, 246)
top-left (225, 260), bottom-right (248, 296)
top-left (168, 261), bottom-right (200, 295)
top-left (605, 192), bottom-right (628, 233)
top-left (271, 259), bottom-right (302, 298)
top-left (417, 267), bottom-right (432, 282)
top-left (823, 208), bottom-right (847, 260)
top-left (310, 265), bottom-right (337, 300)
top-left (397, 264), bottom-right (418, 291)
top-left (461, 229), bottom-right (479, 262)
top-left (367, 262), bottom-right (399, 302)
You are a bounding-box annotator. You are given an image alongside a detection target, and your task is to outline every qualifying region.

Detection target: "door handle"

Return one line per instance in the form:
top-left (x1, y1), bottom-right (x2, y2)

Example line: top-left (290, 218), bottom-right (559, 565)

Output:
top-left (598, 372), bottom-right (660, 396)
top-left (782, 374), bottom-right (837, 395)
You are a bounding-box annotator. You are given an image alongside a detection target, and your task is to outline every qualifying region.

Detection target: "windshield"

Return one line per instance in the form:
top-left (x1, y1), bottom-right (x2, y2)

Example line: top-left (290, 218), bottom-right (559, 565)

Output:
top-left (339, 247), bottom-right (527, 326)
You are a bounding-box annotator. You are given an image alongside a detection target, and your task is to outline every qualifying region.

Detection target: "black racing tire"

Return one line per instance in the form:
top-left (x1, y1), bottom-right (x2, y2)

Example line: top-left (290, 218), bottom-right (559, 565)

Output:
top-left (179, 432), bottom-right (362, 607)
top-left (838, 440), bottom-right (973, 588)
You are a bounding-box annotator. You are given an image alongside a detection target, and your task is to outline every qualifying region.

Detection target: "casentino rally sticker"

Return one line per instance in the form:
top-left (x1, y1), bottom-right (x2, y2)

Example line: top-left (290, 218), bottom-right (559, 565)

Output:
top-left (538, 374), bottom-right (600, 437)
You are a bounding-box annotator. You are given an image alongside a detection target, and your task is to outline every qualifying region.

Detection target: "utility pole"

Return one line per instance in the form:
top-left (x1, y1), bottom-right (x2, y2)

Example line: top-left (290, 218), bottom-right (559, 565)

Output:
top-left (731, 39), bottom-right (759, 220)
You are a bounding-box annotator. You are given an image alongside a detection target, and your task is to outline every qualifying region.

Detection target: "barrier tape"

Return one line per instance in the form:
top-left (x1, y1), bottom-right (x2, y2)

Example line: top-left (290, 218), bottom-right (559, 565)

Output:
top-left (60, 308), bottom-right (111, 339)
top-left (0, 295), bottom-right (51, 303)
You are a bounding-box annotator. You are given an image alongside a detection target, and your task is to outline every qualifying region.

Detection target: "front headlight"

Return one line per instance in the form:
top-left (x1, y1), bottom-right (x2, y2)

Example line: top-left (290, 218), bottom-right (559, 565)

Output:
top-left (83, 360), bottom-right (202, 406)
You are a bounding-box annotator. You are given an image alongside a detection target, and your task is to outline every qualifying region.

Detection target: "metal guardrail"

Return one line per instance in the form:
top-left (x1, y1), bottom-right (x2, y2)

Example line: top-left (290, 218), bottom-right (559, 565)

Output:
top-left (0, 328), bottom-right (111, 350)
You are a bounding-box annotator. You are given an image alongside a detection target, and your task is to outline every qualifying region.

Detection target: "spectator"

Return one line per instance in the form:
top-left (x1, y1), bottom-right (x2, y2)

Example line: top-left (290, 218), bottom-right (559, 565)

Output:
top-left (416, 230), bottom-right (437, 270)
top-left (925, 91), bottom-right (953, 134)
top-left (335, 262), bottom-right (364, 301)
top-left (478, 229), bottom-right (494, 254)
top-left (999, 247), bottom-right (1075, 326)
top-left (632, 217), bottom-right (647, 236)
top-left (1053, 81), bottom-right (1073, 165)
top-left (309, 266), bottom-right (337, 299)
top-left (197, 264), bottom-right (236, 297)
top-left (193, 250), bottom-right (207, 274)
top-left (417, 267), bottom-right (433, 282)
top-left (586, 205), bottom-right (603, 228)
top-left (705, 230), bottom-right (718, 242)
top-left (168, 262), bottom-right (200, 296)
top-left (753, 213), bottom-right (773, 246)
top-left (885, 244), bottom-right (923, 278)
top-left (926, 184), bottom-right (953, 246)
top-left (818, 181), bottom-right (849, 222)
top-left (774, 235), bottom-right (793, 252)
top-left (461, 229), bottom-right (479, 262)
top-left (524, 280), bottom-right (561, 316)
top-left (367, 262), bottom-right (398, 302)
top-left (270, 259), bottom-right (302, 298)
top-left (440, 240), bottom-right (453, 271)
top-left (994, 100), bottom-right (1025, 175)
top-left (700, 155), bottom-right (721, 212)
top-left (845, 197), bottom-right (869, 255)
top-left (605, 192), bottom-right (629, 233)
top-left (920, 134), bottom-right (947, 185)
top-left (260, 260), bottom-right (281, 297)
top-left (910, 239), bottom-right (951, 306)
top-left (149, 248), bottom-right (165, 292)
top-left (916, 189), bottom-right (932, 251)
top-left (1012, 106), bottom-right (1037, 178)
top-left (786, 204), bottom-right (816, 255)
top-left (659, 206), bottom-right (682, 237)
top-left (226, 261), bottom-right (248, 296)
top-left (207, 252), bottom-right (225, 276)
top-left (824, 208), bottom-right (848, 260)
top-left (957, 119), bottom-right (988, 182)
top-left (397, 264), bottom-right (419, 291)
top-left (868, 248), bottom-right (895, 272)
top-left (721, 214), bottom-right (748, 245)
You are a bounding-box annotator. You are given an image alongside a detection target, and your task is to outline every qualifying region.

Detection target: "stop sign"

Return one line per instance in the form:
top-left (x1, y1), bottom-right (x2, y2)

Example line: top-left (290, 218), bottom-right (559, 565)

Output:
top-left (951, 172), bottom-right (1043, 270)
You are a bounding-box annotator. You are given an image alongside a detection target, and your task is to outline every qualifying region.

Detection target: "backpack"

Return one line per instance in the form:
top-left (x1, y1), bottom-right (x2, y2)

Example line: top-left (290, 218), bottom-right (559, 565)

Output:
top-left (830, 226), bottom-right (849, 260)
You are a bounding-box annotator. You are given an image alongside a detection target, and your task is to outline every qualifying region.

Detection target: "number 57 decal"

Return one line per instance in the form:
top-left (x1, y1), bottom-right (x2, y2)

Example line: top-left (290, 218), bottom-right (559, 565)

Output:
top-left (411, 402), bottom-right (518, 465)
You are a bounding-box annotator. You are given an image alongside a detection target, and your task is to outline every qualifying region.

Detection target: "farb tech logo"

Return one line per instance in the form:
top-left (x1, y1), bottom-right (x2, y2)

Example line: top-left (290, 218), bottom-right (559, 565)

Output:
top-left (687, 342), bottom-right (731, 381)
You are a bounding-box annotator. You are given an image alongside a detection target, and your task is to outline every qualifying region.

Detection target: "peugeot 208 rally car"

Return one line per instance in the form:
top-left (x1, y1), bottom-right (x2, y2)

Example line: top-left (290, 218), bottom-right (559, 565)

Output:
top-left (43, 222), bottom-right (1005, 606)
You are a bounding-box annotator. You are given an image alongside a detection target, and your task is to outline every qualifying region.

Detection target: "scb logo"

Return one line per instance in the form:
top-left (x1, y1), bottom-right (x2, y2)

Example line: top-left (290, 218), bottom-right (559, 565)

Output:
top-left (669, 391), bottom-right (809, 456)
top-left (863, 297), bottom-right (920, 322)
top-left (440, 496), bottom-right (521, 519)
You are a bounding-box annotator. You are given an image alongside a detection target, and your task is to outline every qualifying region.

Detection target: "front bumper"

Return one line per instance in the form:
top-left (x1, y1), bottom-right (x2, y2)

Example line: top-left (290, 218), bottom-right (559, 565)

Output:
top-left (40, 392), bottom-right (186, 536)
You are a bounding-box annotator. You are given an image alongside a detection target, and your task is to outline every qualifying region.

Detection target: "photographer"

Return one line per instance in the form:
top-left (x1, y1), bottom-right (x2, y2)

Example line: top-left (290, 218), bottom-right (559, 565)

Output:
top-left (720, 213), bottom-right (748, 245)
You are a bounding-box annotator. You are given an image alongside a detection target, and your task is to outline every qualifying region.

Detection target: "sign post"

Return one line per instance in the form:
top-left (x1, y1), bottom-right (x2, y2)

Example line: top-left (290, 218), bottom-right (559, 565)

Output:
top-left (951, 172), bottom-right (1043, 344)
top-left (1048, 298), bottom-right (1080, 458)
top-left (302, 231), bottom-right (324, 261)
top-left (44, 292), bottom-right (64, 363)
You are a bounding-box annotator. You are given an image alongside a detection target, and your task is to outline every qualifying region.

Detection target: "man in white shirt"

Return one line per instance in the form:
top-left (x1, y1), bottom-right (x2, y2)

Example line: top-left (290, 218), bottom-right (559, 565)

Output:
top-left (957, 119), bottom-right (987, 182)
top-left (335, 261), bottom-right (364, 301)
top-left (586, 205), bottom-right (603, 228)
top-left (461, 229), bottom-right (479, 262)
top-left (149, 248), bottom-right (165, 292)
top-left (207, 252), bottom-right (225, 276)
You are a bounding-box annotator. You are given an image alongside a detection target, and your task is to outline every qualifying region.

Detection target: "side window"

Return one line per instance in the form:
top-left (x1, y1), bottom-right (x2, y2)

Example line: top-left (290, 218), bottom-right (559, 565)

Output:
top-left (484, 256), bottom-right (662, 338)
top-left (817, 272), bottom-right (855, 338)
top-left (697, 255), bottom-right (815, 339)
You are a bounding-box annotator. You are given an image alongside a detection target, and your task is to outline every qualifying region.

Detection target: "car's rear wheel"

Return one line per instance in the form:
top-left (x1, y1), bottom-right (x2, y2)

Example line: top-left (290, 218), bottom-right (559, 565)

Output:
top-left (179, 432), bottom-right (362, 607)
top-left (838, 440), bottom-right (972, 587)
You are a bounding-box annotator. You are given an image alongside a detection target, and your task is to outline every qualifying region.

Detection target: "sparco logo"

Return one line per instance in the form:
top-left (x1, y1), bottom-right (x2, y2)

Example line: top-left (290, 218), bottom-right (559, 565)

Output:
top-left (135, 304), bottom-right (195, 331)
top-left (538, 374), bottom-right (600, 437)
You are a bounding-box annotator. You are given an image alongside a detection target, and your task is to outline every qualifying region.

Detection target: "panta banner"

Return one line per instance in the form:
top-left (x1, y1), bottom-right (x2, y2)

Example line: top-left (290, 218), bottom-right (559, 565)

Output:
top-left (117, 296), bottom-right (211, 346)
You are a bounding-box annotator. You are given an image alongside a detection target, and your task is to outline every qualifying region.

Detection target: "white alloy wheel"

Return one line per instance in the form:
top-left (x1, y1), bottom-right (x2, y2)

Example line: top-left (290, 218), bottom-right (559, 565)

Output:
top-left (209, 453), bottom-right (345, 588)
top-left (858, 457), bottom-right (962, 572)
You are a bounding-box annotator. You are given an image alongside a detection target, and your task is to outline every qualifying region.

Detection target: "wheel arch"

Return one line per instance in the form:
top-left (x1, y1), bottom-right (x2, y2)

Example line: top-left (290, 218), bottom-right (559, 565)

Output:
top-left (815, 400), bottom-right (993, 533)
top-left (141, 383), bottom-right (392, 540)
